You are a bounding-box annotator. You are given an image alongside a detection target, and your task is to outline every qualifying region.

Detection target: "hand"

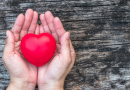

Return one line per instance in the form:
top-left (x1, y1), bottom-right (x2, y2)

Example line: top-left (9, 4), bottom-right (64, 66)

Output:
top-left (2, 9), bottom-right (39, 90)
top-left (37, 11), bottom-right (76, 90)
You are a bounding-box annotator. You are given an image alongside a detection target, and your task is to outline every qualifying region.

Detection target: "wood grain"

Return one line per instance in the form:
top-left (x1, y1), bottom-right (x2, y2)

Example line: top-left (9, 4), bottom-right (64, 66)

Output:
top-left (1, 0), bottom-right (130, 90)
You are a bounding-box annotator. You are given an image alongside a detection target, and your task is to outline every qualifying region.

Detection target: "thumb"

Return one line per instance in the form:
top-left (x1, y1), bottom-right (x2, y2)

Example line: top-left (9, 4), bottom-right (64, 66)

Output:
top-left (60, 32), bottom-right (72, 65)
top-left (4, 30), bottom-right (15, 53)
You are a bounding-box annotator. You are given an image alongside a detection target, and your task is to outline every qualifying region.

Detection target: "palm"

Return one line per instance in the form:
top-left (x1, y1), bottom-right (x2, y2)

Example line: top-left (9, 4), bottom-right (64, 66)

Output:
top-left (13, 40), bottom-right (37, 83)
top-left (38, 43), bottom-right (61, 82)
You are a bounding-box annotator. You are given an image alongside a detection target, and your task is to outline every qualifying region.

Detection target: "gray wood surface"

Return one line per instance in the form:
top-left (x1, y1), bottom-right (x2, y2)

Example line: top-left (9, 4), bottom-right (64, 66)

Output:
top-left (1, 0), bottom-right (130, 90)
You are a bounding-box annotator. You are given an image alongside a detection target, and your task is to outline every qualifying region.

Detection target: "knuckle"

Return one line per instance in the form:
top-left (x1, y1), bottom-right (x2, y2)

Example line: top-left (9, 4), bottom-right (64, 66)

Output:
top-left (22, 28), bottom-right (28, 31)
top-left (28, 30), bottom-right (34, 33)
top-left (72, 51), bottom-right (76, 58)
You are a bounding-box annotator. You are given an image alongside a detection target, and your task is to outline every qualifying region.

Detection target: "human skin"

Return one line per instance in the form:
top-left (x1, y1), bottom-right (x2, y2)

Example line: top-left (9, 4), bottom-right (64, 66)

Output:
top-left (38, 11), bottom-right (76, 90)
top-left (2, 9), bottom-right (76, 90)
top-left (37, 11), bottom-right (76, 90)
top-left (2, 9), bottom-right (38, 90)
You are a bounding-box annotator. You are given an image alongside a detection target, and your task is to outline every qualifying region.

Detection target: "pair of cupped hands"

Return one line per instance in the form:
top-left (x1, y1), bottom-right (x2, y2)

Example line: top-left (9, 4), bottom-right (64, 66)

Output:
top-left (2, 9), bottom-right (76, 90)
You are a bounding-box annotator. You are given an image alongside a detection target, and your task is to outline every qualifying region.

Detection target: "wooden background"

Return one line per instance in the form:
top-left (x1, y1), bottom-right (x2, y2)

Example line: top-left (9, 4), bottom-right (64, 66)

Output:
top-left (0, 0), bottom-right (130, 90)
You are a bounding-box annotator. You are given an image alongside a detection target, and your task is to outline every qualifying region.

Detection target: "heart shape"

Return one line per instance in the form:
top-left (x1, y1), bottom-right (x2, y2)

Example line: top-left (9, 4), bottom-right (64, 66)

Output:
top-left (21, 33), bottom-right (56, 67)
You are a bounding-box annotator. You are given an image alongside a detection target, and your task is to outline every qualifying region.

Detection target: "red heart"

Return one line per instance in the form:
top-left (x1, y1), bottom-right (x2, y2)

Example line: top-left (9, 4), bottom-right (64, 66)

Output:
top-left (21, 33), bottom-right (56, 67)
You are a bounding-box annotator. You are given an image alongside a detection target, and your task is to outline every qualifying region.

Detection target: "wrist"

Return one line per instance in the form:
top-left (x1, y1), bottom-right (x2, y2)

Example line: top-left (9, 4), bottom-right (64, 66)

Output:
top-left (38, 81), bottom-right (64, 90)
top-left (7, 80), bottom-right (36, 90)
top-left (39, 86), bottom-right (63, 90)
top-left (7, 83), bottom-right (26, 90)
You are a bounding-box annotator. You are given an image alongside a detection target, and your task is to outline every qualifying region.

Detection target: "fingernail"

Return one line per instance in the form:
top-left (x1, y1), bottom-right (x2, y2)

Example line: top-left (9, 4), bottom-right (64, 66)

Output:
top-left (66, 32), bottom-right (70, 39)
top-left (6, 30), bottom-right (8, 37)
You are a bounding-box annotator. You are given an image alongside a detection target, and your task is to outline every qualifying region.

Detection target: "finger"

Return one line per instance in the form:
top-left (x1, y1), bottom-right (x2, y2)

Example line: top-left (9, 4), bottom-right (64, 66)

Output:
top-left (4, 30), bottom-right (15, 53)
top-left (53, 17), bottom-right (66, 40)
top-left (40, 24), bottom-right (44, 34)
top-left (20, 9), bottom-right (34, 40)
top-left (35, 24), bottom-right (40, 35)
top-left (11, 14), bottom-right (25, 42)
top-left (28, 11), bottom-right (38, 33)
top-left (45, 11), bottom-right (59, 43)
top-left (69, 39), bottom-right (76, 61)
top-left (60, 32), bottom-right (72, 66)
top-left (65, 40), bottom-right (76, 75)
top-left (40, 14), bottom-right (51, 34)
